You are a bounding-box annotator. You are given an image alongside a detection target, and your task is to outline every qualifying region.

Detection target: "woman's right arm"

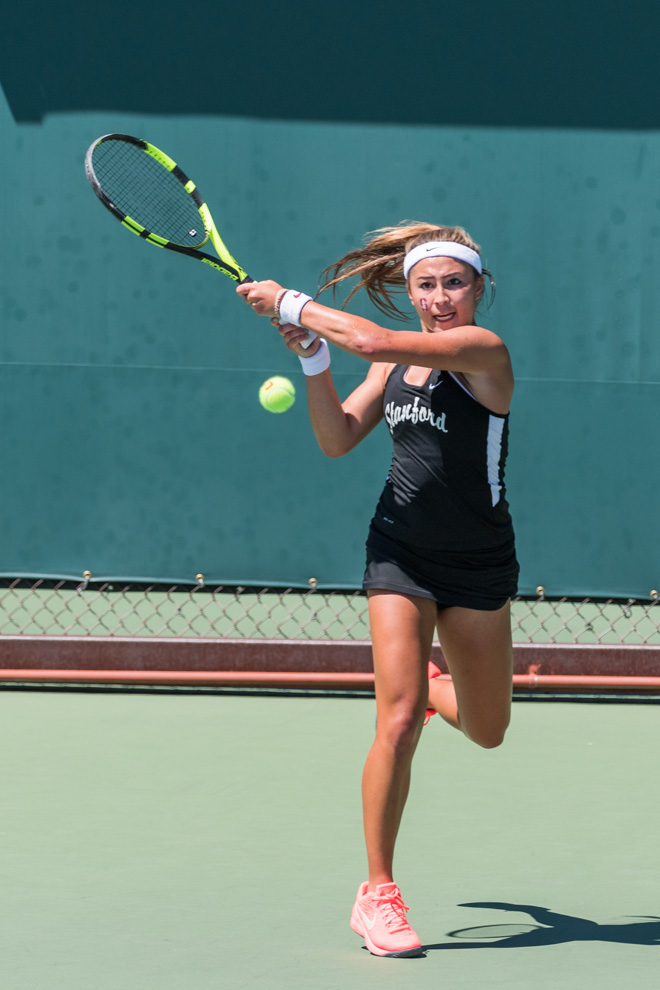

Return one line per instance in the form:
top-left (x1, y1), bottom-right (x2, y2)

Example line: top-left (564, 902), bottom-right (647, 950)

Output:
top-left (281, 324), bottom-right (388, 458)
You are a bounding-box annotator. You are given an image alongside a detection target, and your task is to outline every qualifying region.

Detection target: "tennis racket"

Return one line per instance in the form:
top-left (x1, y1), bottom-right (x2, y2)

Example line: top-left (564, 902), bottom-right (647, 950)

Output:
top-left (84, 133), bottom-right (316, 345)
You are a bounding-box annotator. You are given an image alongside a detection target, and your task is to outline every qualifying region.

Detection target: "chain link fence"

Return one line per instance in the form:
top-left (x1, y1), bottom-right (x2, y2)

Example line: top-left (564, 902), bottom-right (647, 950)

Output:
top-left (1, 577), bottom-right (659, 645)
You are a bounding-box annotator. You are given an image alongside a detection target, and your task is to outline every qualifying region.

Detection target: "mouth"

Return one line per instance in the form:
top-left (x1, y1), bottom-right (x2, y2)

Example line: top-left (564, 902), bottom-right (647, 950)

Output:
top-left (432, 312), bottom-right (456, 324)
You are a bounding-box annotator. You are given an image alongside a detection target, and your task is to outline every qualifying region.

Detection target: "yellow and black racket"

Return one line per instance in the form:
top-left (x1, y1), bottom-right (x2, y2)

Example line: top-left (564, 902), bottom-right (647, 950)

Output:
top-left (85, 133), bottom-right (251, 282)
top-left (85, 133), bottom-right (316, 345)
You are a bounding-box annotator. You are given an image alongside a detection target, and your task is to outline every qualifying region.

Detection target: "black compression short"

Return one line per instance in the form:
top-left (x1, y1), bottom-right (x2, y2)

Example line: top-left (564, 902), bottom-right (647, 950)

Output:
top-left (362, 525), bottom-right (519, 611)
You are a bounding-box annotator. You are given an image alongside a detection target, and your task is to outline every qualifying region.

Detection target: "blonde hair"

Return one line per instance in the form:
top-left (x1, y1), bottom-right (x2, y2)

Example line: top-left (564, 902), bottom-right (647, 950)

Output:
top-left (318, 221), bottom-right (494, 321)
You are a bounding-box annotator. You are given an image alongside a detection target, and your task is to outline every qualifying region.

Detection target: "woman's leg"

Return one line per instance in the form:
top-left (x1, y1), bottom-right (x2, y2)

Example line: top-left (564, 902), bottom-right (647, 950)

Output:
top-left (363, 590), bottom-right (438, 889)
top-left (428, 600), bottom-right (513, 748)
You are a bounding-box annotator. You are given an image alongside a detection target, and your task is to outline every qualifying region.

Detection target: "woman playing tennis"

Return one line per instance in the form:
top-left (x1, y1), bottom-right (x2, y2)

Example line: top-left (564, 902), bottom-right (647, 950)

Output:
top-left (238, 222), bottom-right (518, 958)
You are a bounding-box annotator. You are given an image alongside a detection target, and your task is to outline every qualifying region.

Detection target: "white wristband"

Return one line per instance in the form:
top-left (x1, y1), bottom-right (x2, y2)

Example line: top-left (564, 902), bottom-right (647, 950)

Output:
top-left (299, 338), bottom-right (330, 376)
top-left (278, 290), bottom-right (313, 327)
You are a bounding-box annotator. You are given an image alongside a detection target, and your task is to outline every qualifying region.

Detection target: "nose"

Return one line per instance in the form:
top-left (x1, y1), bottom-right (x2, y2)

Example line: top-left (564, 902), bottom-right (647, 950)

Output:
top-left (431, 283), bottom-right (450, 307)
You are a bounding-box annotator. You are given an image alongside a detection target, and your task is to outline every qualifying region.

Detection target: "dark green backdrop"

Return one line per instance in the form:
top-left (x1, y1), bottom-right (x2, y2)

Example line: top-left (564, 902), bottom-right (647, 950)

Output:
top-left (1, 2), bottom-right (659, 597)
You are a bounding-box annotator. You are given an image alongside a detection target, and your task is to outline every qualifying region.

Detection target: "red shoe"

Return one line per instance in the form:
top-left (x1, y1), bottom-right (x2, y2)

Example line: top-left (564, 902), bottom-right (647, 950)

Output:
top-left (350, 881), bottom-right (423, 957)
top-left (424, 660), bottom-right (442, 725)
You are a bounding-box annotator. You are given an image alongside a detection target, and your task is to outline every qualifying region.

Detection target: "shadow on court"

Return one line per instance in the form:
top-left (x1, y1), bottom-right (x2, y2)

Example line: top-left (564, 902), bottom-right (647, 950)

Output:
top-left (425, 902), bottom-right (660, 951)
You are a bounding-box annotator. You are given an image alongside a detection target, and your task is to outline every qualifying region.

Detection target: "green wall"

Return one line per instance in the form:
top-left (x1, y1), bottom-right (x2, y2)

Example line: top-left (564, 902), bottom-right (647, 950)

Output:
top-left (1, 3), bottom-right (659, 598)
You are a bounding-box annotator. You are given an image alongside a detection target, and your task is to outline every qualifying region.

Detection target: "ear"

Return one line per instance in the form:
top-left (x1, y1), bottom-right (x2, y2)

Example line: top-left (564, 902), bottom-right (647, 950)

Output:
top-left (474, 274), bottom-right (484, 301)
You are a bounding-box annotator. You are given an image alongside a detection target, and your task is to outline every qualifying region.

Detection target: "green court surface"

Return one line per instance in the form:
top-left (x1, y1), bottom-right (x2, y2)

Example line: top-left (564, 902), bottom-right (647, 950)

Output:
top-left (1, 689), bottom-right (659, 989)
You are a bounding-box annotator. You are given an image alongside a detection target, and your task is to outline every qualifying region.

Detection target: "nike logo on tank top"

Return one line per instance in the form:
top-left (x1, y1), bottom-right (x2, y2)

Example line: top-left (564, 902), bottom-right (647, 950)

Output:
top-left (373, 366), bottom-right (515, 552)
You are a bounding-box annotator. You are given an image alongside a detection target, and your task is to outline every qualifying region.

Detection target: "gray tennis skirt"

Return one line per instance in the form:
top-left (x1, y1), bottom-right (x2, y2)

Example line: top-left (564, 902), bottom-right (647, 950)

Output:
top-left (363, 525), bottom-right (519, 611)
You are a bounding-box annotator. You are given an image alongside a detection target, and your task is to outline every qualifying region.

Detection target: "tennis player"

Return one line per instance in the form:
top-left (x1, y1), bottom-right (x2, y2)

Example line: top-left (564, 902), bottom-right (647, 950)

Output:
top-left (238, 222), bottom-right (518, 958)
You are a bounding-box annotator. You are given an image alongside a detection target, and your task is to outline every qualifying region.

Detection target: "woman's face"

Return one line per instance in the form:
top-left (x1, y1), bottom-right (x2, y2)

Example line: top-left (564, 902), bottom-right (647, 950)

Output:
top-left (406, 256), bottom-right (483, 332)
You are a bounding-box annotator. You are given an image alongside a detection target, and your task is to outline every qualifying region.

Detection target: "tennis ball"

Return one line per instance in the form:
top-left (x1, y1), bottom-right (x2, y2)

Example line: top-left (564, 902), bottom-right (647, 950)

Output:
top-left (259, 375), bottom-right (295, 413)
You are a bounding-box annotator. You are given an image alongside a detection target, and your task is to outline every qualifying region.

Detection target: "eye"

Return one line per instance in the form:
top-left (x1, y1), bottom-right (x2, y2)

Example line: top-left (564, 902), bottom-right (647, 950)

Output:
top-left (418, 280), bottom-right (434, 290)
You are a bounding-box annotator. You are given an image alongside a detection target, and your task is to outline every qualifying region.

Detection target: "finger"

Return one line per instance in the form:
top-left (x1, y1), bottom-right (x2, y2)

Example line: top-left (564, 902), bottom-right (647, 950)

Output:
top-left (282, 329), bottom-right (314, 353)
top-left (296, 336), bottom-right (321, 357)
top-left (279, 324), bottom-right (302, 343)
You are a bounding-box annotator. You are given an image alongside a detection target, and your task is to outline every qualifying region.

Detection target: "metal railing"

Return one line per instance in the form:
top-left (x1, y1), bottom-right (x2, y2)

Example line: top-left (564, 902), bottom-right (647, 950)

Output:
top-left (1, 578), bottom-right (659, 645)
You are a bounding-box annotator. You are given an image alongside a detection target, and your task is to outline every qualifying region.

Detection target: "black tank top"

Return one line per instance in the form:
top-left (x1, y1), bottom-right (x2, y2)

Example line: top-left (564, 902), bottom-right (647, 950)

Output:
top-left (370, 365), bottom-right (515, 552)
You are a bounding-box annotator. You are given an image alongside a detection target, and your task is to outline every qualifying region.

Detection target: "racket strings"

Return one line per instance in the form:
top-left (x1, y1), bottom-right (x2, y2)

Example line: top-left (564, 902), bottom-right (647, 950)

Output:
top-left (92, 141), bottom-right (206, 248)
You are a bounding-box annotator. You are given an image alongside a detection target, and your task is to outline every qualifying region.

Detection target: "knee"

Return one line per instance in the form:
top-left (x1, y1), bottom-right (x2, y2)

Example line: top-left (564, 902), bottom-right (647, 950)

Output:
top-left (377, 703), bottom-right (424, 755)
top-left (473, 729), bottom-right (506, 750)
top-left (464, 718), bottom-right (509, 750)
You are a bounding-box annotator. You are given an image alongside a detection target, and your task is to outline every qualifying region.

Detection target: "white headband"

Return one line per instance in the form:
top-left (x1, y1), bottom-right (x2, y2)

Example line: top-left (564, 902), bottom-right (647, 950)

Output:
top-left (403, 241), bottom-right (482, 279)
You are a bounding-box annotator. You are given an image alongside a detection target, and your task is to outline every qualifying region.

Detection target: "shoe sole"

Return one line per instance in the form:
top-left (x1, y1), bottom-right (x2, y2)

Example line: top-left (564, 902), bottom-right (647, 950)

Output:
top-left (351, 918), bottom-right (423, 957)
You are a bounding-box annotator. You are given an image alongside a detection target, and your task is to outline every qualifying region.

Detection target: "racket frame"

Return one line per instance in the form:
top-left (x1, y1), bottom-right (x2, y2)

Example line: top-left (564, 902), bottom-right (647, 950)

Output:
top-left (84, 133), bottom-right (251, 284)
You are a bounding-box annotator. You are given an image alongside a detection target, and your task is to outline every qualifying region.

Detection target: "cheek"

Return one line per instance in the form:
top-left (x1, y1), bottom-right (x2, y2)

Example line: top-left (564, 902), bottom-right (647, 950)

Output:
top-left (420, 298), bottom-right (428, 311)
top-left (459, 289), bottom-right (479, 311)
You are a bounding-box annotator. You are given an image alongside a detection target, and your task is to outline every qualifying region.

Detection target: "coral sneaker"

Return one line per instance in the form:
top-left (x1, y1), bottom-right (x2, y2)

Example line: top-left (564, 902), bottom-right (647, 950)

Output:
top-left (424, 660), bottom-right (443, 725)
top-left (350, 881), bottom-right (423, 957)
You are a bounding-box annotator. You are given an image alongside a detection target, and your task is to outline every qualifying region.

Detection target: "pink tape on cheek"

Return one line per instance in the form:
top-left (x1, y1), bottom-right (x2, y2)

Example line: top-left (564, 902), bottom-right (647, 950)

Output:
top-left (420, 298), bottom-right (428, 311)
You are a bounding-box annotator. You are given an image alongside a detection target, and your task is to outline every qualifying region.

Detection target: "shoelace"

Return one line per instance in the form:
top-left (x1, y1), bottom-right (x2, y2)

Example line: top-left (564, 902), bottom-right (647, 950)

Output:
top-left (372, 888), bottom-right (412, 933)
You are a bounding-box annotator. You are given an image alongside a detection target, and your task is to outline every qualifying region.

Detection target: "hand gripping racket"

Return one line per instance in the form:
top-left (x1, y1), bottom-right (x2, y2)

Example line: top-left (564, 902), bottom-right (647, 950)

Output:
top-left (84, 133), bottom-right (316, 345)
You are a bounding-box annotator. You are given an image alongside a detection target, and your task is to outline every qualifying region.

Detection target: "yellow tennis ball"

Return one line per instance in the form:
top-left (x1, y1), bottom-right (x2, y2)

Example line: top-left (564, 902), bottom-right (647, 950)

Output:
top-left (259, 375), bottom-right (296, 413)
